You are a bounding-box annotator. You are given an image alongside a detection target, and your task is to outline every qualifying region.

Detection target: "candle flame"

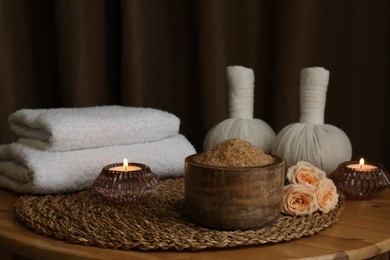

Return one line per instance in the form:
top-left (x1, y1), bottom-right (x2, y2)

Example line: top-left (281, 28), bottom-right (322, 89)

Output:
top-left (359, 158), bottom-right (365, 169)
top-left (123, 158), bottom-right (128, 171)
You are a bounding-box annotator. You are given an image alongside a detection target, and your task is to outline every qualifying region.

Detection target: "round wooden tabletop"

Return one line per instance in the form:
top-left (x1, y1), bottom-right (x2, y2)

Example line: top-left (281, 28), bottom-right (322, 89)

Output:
top-left (0, 188), bottom-right (389, 260)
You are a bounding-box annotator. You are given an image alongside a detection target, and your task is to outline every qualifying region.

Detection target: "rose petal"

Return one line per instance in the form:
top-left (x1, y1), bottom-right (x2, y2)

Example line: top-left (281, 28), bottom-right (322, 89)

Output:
top-left (316, 178), bottom-right (339, 213)
top-left (286, 161), bottom-right (326, 186)
top-left (283, 183), bottom-right (318, 216)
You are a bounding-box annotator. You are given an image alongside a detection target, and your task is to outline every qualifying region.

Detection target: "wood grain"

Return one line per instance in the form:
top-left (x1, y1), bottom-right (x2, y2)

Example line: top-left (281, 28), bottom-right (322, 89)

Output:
top-left (1, 187), bottom-right (390, 260)
top-left (185, 154), bottom-right (285, 230)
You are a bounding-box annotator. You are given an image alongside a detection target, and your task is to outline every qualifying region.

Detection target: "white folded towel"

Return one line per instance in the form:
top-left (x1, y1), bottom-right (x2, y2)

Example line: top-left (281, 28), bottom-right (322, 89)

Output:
top-left (0, 134), bottom-right (196, 194)
top-left (8, 106), bottom-right (180, 152)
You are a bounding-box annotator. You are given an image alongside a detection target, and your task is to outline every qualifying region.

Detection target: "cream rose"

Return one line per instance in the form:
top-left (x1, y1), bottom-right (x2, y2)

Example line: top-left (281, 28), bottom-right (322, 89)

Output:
top-left (282, 183), bottom-right (319, 216)
top-left (286, 161), bottom-right (326, 187)
top-left (316, 178), bottom-right (339, 213)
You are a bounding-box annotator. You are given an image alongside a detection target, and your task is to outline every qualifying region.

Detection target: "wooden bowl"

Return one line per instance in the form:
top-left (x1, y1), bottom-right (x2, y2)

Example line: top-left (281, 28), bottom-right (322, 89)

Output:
top-left (184, 154), bottom-right (285, 230)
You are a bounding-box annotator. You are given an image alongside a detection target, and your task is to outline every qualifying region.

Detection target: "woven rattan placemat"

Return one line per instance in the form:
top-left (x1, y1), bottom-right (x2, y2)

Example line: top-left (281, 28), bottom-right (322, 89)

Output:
top-left (14, 178), bottom-right (344, 251)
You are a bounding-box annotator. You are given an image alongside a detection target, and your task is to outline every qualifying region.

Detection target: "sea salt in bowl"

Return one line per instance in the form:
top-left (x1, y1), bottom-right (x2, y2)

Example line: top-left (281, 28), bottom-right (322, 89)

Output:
top-left (184, 139), bottom-right (285, 230)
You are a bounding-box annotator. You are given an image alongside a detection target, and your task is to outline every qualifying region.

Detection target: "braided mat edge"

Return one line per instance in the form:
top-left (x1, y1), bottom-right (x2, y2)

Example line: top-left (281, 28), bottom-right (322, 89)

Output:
top-left (14, 178), bottom-right (344, 251)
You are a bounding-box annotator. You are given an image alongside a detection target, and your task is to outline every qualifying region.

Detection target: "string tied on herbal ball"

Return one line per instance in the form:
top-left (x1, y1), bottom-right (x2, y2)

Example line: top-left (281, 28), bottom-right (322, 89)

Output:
top-left (203, 65), bottom-right (276, 152)
top-left (271, 67), bottom-right (352, 174)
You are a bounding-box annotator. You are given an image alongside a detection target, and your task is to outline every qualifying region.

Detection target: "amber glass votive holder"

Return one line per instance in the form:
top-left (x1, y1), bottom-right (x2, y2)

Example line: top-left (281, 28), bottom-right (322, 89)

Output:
top-left (93, 162), bottom-right (159, 204)
top-left (330, 161), bottom-right (390, 200)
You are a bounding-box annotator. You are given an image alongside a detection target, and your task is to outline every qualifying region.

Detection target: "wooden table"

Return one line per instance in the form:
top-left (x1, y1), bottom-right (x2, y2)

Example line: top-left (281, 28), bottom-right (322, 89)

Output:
top-left (1, 188), bottom-right (390, 260)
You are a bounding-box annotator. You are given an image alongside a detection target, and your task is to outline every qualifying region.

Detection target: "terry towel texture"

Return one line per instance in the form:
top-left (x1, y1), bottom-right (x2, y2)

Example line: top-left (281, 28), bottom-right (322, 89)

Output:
top-left (0, 134), bottom-right (195, 194)
top-left (9, 106), bottom-right (180, 152)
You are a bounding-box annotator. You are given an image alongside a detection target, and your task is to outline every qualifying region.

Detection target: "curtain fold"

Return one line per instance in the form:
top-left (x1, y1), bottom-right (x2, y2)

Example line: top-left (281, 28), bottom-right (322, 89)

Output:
top-left (52, 0), bottom-right (121, 105)
top-left (0, 0), bottom-right (388, 169)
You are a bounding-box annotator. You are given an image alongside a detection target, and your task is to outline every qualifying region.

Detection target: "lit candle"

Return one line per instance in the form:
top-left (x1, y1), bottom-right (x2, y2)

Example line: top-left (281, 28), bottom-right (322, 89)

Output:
top-left (346, 158), bottom-right (378, 171)
top-left (109, 158), bottom-right (142, 172)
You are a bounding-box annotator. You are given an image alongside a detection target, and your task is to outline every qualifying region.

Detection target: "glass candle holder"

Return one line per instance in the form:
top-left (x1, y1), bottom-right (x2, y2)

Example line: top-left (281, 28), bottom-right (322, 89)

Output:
top-left (330, 161), bottom-right (390, 200)
top-left (93, 162), bottom-right (159, 204)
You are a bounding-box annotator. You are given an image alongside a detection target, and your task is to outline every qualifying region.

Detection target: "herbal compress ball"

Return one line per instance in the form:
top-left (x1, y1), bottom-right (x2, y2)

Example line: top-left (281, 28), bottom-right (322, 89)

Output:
top-left (203, 66), bottom-right (275, 153)
top-left (272, 67), bottom-right (352, 174)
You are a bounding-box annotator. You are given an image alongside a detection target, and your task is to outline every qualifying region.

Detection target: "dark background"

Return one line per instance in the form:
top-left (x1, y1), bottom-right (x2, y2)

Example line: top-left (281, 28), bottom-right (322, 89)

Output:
top-left (0, 0), bottom-right (388, 170)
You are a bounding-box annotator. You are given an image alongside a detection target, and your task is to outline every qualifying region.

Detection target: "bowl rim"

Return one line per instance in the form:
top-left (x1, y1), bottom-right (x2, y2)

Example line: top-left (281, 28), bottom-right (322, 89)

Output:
top-left (335, 160), bottom-right (387, 173)
top-left (185, 153), bottom-right (284, 170)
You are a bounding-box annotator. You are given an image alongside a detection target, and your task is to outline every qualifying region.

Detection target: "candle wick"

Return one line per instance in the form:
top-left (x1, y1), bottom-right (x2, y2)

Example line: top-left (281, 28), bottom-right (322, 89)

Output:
top-left (359, 164), bottom-right (362, 169)
top-left (125, 165), bottom-right (128, 171)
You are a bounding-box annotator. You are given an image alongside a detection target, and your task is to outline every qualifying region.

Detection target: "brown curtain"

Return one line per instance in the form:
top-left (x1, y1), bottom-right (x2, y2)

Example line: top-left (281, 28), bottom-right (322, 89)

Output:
top-left (0, 0), bottom-right (389, 169)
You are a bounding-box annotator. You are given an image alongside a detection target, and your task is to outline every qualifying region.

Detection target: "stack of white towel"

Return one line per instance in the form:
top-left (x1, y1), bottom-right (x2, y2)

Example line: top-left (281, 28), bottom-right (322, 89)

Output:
top-left (0, 106), bottom-right (196, 194)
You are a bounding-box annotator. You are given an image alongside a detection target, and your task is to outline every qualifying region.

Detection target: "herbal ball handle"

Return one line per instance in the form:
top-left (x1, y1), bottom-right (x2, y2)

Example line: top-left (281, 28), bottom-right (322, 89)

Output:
top-left (299, 67), bottom-right (330, 125)
top-left (227, 66), bottom-right (254, 119)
